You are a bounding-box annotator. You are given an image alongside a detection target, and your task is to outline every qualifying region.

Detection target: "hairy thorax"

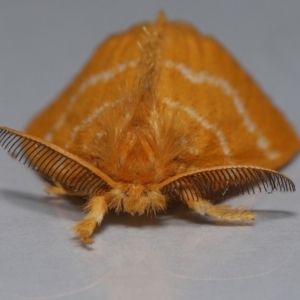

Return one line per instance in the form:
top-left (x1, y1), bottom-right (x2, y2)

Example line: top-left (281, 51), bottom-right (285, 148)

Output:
top-left (105, 183), bottom-right (166, 215)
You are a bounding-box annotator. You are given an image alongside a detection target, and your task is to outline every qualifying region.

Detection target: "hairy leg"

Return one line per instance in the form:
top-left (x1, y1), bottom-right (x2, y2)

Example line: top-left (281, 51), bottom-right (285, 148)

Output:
top-left (184, 195), bottom-right (255, 221)
top-left (72, 196), bottom-right (108, 244)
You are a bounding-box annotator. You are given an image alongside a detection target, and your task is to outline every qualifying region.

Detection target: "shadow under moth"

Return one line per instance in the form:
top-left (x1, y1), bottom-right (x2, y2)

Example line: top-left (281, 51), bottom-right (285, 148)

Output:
top-left (0, 13), bottom-right (299, 244)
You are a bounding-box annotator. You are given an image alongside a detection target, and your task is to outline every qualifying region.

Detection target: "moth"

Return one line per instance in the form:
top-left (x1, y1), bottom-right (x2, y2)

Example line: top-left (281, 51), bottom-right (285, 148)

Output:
top-left (0, 13), bottom-right (299, 244)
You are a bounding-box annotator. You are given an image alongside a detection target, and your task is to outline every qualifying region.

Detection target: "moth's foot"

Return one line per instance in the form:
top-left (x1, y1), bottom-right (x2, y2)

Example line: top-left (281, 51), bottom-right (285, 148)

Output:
top-left (72, 196), bottom-right (107, 244)
top-left (205, 205), bottom-right (256, 221)
top-left (72, 219), bottom-right (97, 244)
top-left (186, 198), bottom-right (255, 221)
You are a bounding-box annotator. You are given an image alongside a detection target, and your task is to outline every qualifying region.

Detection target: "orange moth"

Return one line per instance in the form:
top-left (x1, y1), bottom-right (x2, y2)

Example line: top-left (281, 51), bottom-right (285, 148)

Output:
top-left (0, 13), bottom-right (299, 244)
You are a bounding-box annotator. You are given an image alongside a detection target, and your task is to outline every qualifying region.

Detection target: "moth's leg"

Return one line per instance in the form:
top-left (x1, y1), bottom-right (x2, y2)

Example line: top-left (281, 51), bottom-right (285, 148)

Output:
top-left (45, 185), bottom-right (85, 197)
top-left (183, 192), bottom-right (255, 221)
top-left (72, 196), bottom-right (107, 244)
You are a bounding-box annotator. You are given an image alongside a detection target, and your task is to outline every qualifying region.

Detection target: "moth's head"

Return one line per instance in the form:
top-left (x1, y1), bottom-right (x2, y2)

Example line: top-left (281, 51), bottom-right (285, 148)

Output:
top-left (105, 183), bottom-right (166, 215)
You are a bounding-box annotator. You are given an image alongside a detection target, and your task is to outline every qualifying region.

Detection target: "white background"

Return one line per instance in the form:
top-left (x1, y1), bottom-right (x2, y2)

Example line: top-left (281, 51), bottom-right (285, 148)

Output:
top-left (0, 1), bottom-right (300, 299)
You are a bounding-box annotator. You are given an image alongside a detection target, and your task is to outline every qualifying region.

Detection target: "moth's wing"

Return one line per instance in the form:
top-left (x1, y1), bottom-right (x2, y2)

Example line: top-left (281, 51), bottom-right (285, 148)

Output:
top-left (0, 127), bottom-right (113, 195)
top-left (24, 16), bottom-right (299, 171)
top-left (159, 166), bottom-right (295, 202)
top-left (158, 21), bottom-right (299, 170)
top-left (25, 23), bottom-right (148, 146)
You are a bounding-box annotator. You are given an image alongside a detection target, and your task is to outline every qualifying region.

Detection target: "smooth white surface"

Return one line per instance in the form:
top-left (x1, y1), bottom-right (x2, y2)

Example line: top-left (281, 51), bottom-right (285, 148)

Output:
top-left (0, 1), bottom-right (300, 299)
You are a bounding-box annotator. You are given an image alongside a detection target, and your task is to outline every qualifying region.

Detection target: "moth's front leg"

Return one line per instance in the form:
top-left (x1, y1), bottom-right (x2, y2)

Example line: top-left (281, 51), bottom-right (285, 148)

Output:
top-left (72, 196), bottom-right (108, 244)
top-left (46, 185), bottom-right (108, 243)
top-left (183, 190), bottom-right (255, 221)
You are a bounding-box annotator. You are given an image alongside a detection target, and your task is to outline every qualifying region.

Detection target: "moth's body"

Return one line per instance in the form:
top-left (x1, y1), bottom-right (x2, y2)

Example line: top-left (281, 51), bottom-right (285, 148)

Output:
top-left (0, 13), bottom-right (298, 243)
